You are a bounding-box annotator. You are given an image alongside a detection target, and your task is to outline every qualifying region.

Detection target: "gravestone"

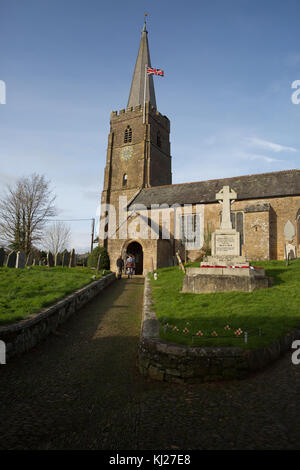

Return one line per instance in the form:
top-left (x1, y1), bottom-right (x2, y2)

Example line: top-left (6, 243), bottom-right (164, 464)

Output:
top-left (285, 243), bottom-right (296, 260)
top-left (6, 251), bottom-right (17, 268)
top-left (55, 253), bottom-right (62, 266)
top-left (69, 249), bottom-right (76, 268)
top-left (284, 220), bottom-right (296, 242)
top-left (16, 251), bottom-right (26, 268)
top-left (47, 251), bottom-right (54, 267)
top-left (62, 250), bottom-right (70, 267)
top-left (33, 258), bottom-right (39, 266)
top-left (96, 254), bottom-right (101, 273)
top-left (26, 252), bottom-right (33, 266)
top-left (0, 248), bottom-right (5, 267)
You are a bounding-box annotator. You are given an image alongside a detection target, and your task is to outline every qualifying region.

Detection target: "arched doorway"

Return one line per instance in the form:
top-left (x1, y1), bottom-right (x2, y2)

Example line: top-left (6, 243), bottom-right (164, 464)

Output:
top-left (126, 241), bottom-right (143, 274)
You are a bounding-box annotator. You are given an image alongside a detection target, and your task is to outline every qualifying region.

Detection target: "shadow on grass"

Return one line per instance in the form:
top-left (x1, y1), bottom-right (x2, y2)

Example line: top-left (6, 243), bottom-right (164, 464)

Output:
top-left (264, 268), bottom-right (287, 285)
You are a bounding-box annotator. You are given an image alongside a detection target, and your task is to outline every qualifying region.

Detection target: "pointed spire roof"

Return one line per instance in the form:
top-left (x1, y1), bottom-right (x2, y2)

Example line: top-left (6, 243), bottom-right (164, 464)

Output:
top-left (127, 21), bottom-right (157, 109)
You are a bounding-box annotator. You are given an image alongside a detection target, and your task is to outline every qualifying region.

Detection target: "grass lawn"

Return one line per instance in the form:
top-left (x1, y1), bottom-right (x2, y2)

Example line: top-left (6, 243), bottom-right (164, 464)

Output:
top-left (149, 259), bottom-right (300, 349)
top-left (0, 266), bottom-right (110, 325)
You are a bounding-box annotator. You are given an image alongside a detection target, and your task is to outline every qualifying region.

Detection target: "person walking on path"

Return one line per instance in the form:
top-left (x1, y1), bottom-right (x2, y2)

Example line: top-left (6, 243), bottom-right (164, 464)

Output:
top-left (126, 254), bottom-right (135, 279)
top-left (116, 255), bottom-right (124, 279)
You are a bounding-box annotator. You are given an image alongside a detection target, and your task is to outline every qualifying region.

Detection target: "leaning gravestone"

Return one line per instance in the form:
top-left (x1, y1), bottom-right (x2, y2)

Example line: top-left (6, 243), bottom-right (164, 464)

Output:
top-left (62, 250), bottom-right (70, 267)
top-left (69, 249), bottom-right (76, 268)
top-left (26, 252), bottom-right (33, 266)
top-left (0, 248), bottom-right (5, 267)
top-left (55, 252), bottom-right (62, 266)
top-left (6, 251), bottom-right (17, 268)
top-left (16, 250), bottom-right (26, 268)
top-left (47, 251), bottom-right (54, 267)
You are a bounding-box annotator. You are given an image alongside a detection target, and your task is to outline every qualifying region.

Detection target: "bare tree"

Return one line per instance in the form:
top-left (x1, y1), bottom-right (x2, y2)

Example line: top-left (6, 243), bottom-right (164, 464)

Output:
top-left (0, 174), bottom-right (56, 255)
top-left (43, 221), bottom-right (71, 254)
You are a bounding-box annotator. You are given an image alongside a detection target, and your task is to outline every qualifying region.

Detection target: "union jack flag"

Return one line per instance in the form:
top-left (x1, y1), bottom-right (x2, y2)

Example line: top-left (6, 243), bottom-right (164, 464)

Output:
top-left (147, 67), bottom-right (164, 77)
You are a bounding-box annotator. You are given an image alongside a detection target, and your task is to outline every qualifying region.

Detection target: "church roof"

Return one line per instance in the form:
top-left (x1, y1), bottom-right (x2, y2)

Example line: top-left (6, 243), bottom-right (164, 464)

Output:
top-left (129, 170), bottom-right (300, 208)
top-left (127, 22), bottom-right (157, 109)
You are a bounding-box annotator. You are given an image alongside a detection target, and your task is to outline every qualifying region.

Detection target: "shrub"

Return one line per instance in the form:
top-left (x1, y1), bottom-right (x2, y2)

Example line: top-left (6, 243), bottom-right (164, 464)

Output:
top-left (87, 246), bottom-right (110, 269)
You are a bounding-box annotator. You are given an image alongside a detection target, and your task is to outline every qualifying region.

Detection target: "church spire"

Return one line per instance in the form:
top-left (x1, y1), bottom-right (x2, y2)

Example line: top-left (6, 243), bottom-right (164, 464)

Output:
top-left (127, 20), bottom-right (157, 109)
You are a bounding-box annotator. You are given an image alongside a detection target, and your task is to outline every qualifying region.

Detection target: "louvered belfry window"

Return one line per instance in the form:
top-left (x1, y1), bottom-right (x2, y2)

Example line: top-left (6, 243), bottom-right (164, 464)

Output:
top-left (124, 126), bottom-right (132, 143)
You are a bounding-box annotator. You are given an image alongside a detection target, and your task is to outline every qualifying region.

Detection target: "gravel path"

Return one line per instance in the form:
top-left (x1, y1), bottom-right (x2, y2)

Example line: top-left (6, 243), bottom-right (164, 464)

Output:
top-left (0, 276), bottom-right (299, 450)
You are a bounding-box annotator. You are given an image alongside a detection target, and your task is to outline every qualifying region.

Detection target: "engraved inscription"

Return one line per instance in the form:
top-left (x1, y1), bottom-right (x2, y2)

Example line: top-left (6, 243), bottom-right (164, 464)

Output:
top-left (216, 235), bottom-right (235, 254)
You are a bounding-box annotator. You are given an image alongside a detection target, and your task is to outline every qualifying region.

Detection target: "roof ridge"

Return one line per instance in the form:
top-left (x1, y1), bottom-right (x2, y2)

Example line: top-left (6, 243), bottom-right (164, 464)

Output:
top-left (140, 169), bottom-right (300, 192)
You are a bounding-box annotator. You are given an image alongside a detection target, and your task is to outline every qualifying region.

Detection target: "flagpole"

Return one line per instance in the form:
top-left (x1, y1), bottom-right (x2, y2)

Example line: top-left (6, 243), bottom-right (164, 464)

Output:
top-left (143, 63), bottom-right (147, 124)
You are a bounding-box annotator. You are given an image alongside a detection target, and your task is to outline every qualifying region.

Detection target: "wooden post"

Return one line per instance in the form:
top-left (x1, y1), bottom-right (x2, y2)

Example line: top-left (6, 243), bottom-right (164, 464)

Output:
top-left (176, 251), bottom-right (185, 273)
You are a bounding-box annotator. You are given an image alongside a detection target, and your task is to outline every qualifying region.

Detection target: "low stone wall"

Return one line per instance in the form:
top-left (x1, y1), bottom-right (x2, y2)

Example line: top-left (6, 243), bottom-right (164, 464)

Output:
top-left (0, 272), bottom-right (115, 361)
top-left (138, 276), bottom-right (300, 383)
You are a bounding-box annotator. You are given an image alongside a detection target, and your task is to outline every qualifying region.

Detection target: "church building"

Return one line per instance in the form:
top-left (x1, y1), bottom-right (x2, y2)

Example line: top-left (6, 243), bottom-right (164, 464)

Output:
top-left (99, 22), bottom-right (300, 274)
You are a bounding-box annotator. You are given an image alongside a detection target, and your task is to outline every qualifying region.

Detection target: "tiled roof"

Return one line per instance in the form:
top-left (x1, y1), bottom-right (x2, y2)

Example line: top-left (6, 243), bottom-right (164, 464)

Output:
top-left (129, 170), bottom-right (300, 208)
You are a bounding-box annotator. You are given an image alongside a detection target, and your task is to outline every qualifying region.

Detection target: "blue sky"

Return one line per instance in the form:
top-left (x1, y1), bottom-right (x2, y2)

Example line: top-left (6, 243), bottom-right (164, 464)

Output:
top-left (1, 0), bottom-right (300, 251)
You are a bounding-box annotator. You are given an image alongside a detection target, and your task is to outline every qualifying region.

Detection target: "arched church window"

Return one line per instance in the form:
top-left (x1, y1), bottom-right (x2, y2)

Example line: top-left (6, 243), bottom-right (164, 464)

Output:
top-left (124, 126), bottom-right (132, 143)
top-left (157, 131), bottom-right (161, 147)
top-left (122, 173), bottom-right (128, 187)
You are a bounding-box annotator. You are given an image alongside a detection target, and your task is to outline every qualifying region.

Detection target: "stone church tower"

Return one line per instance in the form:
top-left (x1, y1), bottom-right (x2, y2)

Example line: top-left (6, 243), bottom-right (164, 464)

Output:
top-left (99, 21), bottom-right (172, 272)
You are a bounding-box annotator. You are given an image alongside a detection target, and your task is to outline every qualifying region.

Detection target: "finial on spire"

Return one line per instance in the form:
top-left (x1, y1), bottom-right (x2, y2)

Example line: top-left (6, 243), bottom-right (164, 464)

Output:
top-left (143, 13), bottom-right (148, 32)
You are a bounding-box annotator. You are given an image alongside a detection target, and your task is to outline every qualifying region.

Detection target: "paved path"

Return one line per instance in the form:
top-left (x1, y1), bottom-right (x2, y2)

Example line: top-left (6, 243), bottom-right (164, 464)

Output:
top-left (0, 276), bottom-right (300, 450)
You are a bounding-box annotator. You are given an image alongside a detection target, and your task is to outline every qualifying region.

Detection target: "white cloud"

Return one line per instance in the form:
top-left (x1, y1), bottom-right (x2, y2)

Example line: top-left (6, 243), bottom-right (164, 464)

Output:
top-left (246, 137), bottom-right (297, 153)
top-left (239, 153), bottom-right (284, 164)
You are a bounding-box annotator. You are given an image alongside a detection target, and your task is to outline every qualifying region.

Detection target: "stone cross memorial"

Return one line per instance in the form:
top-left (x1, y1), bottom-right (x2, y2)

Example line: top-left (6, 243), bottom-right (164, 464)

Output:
top-left (216, 186), bottom-right (237, 230)
top-left (211, 185), bottom-right (241, 259)
top-left (181, 185), bottom-right (271, 293)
